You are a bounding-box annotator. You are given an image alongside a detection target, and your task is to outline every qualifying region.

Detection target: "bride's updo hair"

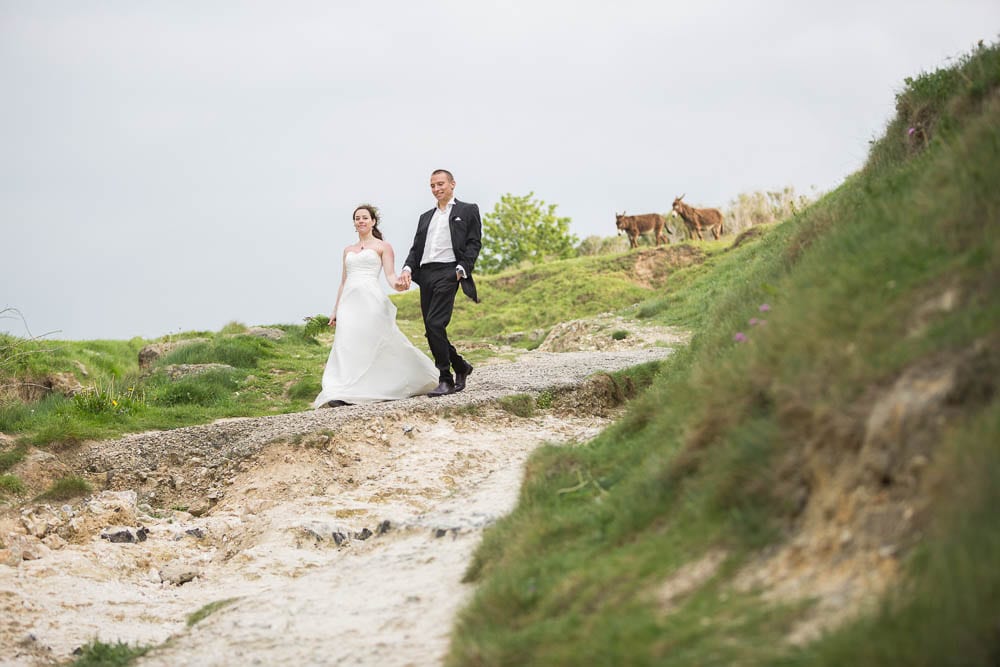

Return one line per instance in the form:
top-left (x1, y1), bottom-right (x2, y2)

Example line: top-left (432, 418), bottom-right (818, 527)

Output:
top-left (353, 204), bottom-right (383, 240)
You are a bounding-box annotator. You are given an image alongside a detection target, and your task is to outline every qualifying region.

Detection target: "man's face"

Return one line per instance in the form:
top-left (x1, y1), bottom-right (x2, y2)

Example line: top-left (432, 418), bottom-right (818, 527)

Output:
top-left (430, 173), bottom-right (455, 205)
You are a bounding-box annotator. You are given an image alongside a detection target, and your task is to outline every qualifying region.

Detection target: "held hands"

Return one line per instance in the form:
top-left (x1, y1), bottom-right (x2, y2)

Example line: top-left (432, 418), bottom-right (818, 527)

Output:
top-left (391, 269), bottom-right (461, 290)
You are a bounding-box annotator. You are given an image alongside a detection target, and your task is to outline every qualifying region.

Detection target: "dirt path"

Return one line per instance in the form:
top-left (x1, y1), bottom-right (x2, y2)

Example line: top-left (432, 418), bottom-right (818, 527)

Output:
top-left (1, 341), bottom-right (678, 666)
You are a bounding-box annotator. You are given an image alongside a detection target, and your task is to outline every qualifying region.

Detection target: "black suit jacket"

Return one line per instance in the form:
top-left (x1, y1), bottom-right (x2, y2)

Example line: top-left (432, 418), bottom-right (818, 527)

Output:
top-left (403, 199), bottom-right (482, 303)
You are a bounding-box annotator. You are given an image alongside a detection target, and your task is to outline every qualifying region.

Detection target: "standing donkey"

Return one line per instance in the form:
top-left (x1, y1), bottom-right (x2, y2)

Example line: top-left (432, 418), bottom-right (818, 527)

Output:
top-left (672, 194), bottom-right (724, 241)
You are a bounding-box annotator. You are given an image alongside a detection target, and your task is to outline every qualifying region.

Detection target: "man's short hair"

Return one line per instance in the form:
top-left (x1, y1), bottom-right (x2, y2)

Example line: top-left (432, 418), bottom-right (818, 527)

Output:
top-left (431, 169), bottom-right (454, 182)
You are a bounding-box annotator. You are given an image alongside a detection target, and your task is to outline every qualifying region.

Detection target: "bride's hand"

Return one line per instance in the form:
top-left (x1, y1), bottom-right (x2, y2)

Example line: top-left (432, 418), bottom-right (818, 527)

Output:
top-left (328, 315), bottom-right (336, 327)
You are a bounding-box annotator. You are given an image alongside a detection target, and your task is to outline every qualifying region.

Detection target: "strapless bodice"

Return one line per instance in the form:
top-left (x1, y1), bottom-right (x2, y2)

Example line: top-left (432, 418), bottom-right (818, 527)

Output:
top-left (345, 248), bottom-right (382, 280)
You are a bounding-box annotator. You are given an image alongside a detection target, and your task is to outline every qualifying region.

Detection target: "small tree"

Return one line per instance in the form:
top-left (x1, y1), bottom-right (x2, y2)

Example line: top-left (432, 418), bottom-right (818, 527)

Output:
top-left (479, 192), bottom-right (578, 274)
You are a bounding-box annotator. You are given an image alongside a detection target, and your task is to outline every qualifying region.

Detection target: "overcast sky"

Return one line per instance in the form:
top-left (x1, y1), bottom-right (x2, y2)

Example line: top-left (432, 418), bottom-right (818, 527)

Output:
top-left (2, 2), bottom-right (997, 341)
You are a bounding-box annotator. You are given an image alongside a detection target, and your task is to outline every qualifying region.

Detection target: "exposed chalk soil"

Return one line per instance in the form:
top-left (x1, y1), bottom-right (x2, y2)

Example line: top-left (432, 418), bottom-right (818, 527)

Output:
top-left (1, 335), bottom-right (677, 666)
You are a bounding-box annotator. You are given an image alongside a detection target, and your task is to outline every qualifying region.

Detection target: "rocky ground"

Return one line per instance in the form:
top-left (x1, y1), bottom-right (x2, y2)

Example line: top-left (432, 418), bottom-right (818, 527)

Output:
top-left (0, 316), bottom-right (681, 666)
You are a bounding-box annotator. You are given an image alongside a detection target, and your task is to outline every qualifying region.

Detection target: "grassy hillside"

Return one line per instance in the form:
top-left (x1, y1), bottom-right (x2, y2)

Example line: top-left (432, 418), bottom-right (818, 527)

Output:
top-left (392, 243), bottom-right (719, 340)
top-left (447, 41), bottom-right (1000, 665)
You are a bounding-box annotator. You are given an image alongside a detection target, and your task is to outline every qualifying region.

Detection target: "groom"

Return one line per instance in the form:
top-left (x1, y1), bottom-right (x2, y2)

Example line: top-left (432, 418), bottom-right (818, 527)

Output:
top-left (397, 169), bottom-right (481, 397)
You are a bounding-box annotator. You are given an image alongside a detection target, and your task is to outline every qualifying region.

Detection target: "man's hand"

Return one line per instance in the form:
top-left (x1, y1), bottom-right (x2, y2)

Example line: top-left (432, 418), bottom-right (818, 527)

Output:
top-left (398, 270), bottom-right (412, 290)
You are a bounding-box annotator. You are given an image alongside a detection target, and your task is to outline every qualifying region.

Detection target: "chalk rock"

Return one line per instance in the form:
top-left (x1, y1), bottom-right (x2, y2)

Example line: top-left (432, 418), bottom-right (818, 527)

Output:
top-left (160, 560), bottom-right (201, 585)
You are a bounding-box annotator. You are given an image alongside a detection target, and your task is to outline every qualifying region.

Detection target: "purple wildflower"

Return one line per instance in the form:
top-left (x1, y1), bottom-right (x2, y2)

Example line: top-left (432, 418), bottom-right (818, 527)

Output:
top-left (733, 332), bottom-right (748, 343)
top-left (907, 127), bottom-right (916, 136)
top-left (759, 303), bottom-right (771, 312)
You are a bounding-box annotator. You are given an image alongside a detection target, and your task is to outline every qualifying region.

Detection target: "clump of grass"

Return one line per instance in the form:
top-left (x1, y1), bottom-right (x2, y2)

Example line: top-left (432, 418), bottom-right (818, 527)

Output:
top-left (22, 412), bottom-right (92, 447)
top-left (611, 330), bottom-right (629, 340)
top-left (219, 320), bottom-right (248, 334)
top-left (443, 404), bottom-right (482, 418)
top-left (287, 377), bottom-right (321, 401)
top-left (0, 474), bottom-right (26, 496)
top-left (148, 369), bottom-right (240, 407)
top-left (186, 597), bottom-right (240, 627)
top-left (71, 639), bottom-right (149, 666)
top-left (499, 394), bottom-right (536, 418)
top-left (73, 380), bottom-right (146, 417)
top-left (38, 475), bottom-right (92, 501)
top-left (0, 444), bottom-right (28, 473)
top-left (159, 336), bottom-right (273, 369)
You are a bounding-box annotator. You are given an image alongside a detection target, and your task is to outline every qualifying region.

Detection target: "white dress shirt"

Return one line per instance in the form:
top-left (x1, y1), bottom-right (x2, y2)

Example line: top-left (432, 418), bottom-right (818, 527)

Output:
top-left (404, 198), bottom-right (467, 277)
top-left (420, 198), bottom-right (457, 265)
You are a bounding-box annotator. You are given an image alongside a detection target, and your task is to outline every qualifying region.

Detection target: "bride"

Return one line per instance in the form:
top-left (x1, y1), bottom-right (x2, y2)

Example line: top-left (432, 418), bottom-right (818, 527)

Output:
top-left (312, 204), bottom-right (438, 408)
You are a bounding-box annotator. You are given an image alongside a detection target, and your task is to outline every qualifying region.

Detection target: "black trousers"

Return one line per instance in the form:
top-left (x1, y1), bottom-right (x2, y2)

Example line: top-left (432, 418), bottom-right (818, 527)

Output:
top-left (419, 262), bottom-right (468, 383)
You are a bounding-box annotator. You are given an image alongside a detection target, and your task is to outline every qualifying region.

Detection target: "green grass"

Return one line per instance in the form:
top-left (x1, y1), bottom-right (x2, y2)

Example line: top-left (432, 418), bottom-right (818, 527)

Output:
top-left (70, 639), bottom-right (149, 666)
top-left (390, 248), bottom-right (710, 341)
top-left (447, 41), bottom-right (1000, 666)
top-left (37, 475), bottom-right (92, 501)
top-left (157, 335), bottom-right (274, 368)
top-left (0, 474), bottom-right (26, 496)
top-left (146, 368), bottom-right (241, 407)
top-left (499, 394), bottom-right (536, 418)
top-left (0, 326), bottom-right (334, 445)
top-left (186, 597), bottom-right (240, 627)
top-left (0, 443), bottom-right (27, 472)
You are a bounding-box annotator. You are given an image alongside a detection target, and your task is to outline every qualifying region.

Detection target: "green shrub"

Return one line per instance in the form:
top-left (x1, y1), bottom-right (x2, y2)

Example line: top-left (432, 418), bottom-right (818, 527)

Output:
top-left (611, 330), bottom-right (629, 340)
top-left (302, 314), bottom-right (330, 343)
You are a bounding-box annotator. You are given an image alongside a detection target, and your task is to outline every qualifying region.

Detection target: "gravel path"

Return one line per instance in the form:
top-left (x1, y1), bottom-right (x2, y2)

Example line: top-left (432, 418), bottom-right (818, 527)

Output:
top-left (81, 348), bottom-right (673, 480)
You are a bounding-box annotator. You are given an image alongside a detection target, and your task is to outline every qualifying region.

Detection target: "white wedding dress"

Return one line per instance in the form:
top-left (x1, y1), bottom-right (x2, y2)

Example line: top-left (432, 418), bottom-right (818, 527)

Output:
top-left (312, 248), bottom-right (438, 407)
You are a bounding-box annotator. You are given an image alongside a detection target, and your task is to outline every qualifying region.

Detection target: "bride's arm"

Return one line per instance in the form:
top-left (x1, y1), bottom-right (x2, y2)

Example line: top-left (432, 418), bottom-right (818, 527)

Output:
top-left (380, 242), bottom-right (400, 287)
top-left (329, 248), bottom-right (349, 326)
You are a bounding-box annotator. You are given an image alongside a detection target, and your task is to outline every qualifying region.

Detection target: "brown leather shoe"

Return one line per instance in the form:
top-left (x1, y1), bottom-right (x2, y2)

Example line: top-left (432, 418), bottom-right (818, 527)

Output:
top-left (454, 364), bottom-right (473, 392)
top-left (427, 381), bottom-right (455, 397)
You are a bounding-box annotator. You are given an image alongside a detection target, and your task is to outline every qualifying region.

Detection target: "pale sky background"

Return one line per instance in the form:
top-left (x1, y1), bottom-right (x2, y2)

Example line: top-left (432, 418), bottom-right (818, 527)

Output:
top-left (2, 1), bottom-right (997, 341)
